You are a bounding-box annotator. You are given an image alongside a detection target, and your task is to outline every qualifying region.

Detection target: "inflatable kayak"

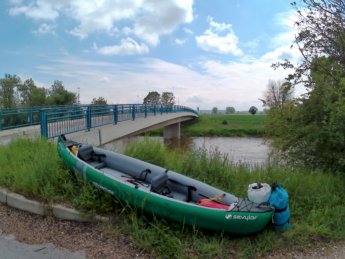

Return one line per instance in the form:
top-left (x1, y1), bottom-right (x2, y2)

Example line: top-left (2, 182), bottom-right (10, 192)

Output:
top-left (57, 135), bottom-right (274, 234)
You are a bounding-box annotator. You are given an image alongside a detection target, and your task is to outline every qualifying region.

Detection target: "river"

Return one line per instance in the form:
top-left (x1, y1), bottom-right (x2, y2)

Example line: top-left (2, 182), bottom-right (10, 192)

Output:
top-left (104, 136), bottom-right (270, 166)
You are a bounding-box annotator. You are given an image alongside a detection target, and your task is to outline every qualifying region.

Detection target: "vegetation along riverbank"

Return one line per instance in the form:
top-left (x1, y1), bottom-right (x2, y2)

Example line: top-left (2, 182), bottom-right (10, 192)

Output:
top-left (145, 114), bottom-right (267, 138)
top-left (0, 137), bottom-right (344, 258)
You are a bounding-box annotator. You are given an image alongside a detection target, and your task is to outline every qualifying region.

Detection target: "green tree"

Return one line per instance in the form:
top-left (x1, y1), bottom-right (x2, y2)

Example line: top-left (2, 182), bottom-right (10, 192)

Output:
top-left (47, 80), bottom-right (76, 105)
top-left (267, 57), bottom-right (345, 171)
top-left (30, 87), bottom-right (47, 106)
top-left (143, 91), bottom-right (160, 105)
top-left (91, 97), bottom-right (107, 105)
top-left (225, 106), bottom-right (235, 114)
top-left (0, 74), bottom-right (21, 108)
top-left (212, 107), bottom-right (218, 114)
top-left (249, 106), bottom-right (258, 115)
top-left (268, 1), bottom-right (345, 172)
top-left (161, 92), bottom-right (175, 107)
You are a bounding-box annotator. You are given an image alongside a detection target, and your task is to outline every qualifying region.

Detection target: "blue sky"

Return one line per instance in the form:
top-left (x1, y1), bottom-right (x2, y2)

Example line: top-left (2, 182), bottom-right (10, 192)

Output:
top-left (0, 0), bottom-right (301, 110)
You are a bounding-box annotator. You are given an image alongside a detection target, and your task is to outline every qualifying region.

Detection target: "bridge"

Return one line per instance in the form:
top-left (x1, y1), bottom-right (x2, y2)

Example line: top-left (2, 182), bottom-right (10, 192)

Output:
top-left (0, 104), bottom-right (198, 145)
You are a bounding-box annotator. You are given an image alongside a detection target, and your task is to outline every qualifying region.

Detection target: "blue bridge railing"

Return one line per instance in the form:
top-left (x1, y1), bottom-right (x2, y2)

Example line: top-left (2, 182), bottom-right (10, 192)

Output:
top-left (38, 104), bottom-right (197, 138)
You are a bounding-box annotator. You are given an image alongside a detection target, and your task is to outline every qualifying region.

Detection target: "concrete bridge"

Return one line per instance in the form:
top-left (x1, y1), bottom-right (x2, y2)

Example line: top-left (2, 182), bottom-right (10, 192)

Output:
top-left (0, 104), bottom-right (198, 145)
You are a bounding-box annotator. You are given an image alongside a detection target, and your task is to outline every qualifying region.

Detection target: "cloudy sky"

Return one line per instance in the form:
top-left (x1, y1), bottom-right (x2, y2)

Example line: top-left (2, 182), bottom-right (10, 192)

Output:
top-left (0, 0), bottom-right (302, 110)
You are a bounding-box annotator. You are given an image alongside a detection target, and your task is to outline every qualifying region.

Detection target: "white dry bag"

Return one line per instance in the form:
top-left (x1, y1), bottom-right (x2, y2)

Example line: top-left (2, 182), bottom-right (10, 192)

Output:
top-left (247, 183), bottom-right (271, 204)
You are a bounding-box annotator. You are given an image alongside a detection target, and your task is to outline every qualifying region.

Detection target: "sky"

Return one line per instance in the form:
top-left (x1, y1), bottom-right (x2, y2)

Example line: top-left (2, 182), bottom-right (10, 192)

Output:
top-left (0, 0), bottom-right (302, 111)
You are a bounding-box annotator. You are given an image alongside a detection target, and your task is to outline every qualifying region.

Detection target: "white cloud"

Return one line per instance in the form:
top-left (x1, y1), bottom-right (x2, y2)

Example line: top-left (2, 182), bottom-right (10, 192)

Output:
top-left (133, 0), bottom-right (193, 46)
top-left (33, 23), bottom-right (56, 35)
top-left (9, 1), bottom-right (60, 20)
top-left (175, 38), bottom-right (186, 45)
top-left (96, 38), bottom-right (149, 56)
top-left (272, 11), bottom-right (298, 47)
top-left (8, 0), bottom-right (194, 46)
top-left (195, 16), bottom-right (242, 56)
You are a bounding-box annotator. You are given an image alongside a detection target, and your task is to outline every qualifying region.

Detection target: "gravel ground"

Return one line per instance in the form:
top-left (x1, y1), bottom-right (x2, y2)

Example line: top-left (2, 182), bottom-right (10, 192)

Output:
top-left (0, 203), bottom-right (147, 259)
top-left (0, 202), bottom-right (344, 259)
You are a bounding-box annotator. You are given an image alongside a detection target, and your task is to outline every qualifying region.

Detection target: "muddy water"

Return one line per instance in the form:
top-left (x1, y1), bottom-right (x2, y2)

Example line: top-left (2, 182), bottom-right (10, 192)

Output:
top-left (104, 136), bottom-right (270, 166)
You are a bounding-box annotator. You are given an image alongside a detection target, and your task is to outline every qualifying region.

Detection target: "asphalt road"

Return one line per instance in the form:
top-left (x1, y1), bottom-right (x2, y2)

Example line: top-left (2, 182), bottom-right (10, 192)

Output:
top-left (0, 234), bottom-right (85, 259)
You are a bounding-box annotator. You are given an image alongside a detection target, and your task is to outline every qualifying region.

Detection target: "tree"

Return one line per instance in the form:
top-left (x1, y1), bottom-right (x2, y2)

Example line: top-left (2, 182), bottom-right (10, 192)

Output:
top-left (91, 97), bottom-right (107, 105)
top-left (273, 0), bottom-right (345, 89)
top-left (212, 107), bottom-right (218, 114)
top-left (143, 91), bottom-right (160, 105)
top-left (249, 106), bottom-right (258, 115)
top-left (161, 92), bottom-right (175, 107)
top-left (0, 74), bottom-right (21, 108)
top-left (259, 80), bottom-right (293, 109)
top-left (47, 80), bottom-right (76, 105)
top-left (267, 1), bottom-right (345, 172)
top-left (225, 106), bottom-right (236, 114)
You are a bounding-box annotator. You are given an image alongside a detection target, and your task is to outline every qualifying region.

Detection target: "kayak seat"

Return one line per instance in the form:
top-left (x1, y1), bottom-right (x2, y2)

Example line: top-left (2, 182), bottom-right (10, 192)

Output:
top-left (170, 191), bottom-right (188, 202)
top-left (78, 144), bottom-right (106, 169)
top-left (150, 173), bottom-right (170, 195)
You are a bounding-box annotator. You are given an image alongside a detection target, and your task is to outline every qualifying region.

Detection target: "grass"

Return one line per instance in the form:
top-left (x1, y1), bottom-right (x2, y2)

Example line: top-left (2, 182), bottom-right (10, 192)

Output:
top-left (1, 137), bottom-right (344, 258)
top-left (181, 114), bottom-right (267, 137)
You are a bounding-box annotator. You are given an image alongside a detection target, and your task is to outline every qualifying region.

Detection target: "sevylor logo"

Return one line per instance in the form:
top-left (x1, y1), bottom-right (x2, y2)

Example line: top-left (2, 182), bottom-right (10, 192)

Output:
top-left (225, 214), bottom-right (257, 221)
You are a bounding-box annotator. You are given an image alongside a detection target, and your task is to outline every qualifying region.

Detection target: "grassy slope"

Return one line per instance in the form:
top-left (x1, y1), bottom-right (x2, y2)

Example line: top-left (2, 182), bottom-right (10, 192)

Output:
top-left (182, 114), bottom-right (267, 137)
top-left (1, 137), bottom-right (344, 258)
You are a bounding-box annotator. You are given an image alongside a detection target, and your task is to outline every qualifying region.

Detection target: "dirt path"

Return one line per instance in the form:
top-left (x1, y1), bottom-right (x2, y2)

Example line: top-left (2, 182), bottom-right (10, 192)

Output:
top-left (1, 202), bottom-right (344, 259)
top-left (0, 203), bottom-right (146, 259)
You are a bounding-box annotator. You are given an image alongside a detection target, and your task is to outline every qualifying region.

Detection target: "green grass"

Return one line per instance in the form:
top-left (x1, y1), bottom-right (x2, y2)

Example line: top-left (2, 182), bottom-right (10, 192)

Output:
top-left (123, 138), bottom-right (345, 257)
top-left (182, 114), bottom-right (267, 137)
top-left (0, 137), bottom-right (344, 258)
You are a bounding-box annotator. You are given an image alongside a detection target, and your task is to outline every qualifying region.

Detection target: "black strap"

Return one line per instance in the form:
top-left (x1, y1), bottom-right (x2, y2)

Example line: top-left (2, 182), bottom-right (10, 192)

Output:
top-left (275, 206), bottom-right (288, 213)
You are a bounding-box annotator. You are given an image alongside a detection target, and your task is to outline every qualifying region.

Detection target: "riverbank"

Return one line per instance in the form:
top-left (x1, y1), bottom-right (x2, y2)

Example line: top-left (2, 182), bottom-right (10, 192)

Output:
top-left (144, 114), bottom-right (267, 138)
top-left (1, 137), bottom-right (344, 258)
top-left (182, 114), bottom-right (267, 137)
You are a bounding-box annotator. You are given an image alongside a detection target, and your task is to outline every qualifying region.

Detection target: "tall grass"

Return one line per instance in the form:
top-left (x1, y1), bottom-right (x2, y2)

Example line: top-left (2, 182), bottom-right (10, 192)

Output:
top-left (1, 137), bottom-right (344, 257)
top-left (124, 138), bottom-right (345, 257)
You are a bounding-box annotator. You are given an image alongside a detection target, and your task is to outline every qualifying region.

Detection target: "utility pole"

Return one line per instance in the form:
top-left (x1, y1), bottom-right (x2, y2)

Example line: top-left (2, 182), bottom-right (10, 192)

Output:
top-left (77, 87), bottom-right (80, 104)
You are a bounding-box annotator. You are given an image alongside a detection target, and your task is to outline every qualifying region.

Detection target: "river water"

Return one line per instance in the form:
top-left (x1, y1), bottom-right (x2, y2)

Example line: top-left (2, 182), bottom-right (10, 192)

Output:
top-left (104, 136), bottom-right (271, 166)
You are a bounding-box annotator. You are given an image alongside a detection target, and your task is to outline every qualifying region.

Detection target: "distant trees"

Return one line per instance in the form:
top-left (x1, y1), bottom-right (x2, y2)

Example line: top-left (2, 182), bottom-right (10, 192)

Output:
top-left (225, 106), bottom-right (235, 114)
top-left (161, 92), bottom-right (175, 107)
top-left (91, 97), bottom-right (107, 105)
top-left (259, 80), bottom-right (293, 110)
top-left (0, 74), bottom-right (76, 108)
top-left (212, 107), bottom-right (218, 114)
top-left (143, 91), bottom-right (160, 105)
top-left (0, 74), bottom-right (21, 108)
top-left (47, 80), bottom-right (76, 105)
top-left (143, 91), bottom-right (175, 106)
top-left (249, 106), bottom-right (258, 115)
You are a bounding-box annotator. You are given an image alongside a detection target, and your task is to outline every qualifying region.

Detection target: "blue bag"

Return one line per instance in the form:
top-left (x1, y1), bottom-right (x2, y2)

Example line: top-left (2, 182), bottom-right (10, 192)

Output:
top-left (268, 182), bottom-right (291, 232)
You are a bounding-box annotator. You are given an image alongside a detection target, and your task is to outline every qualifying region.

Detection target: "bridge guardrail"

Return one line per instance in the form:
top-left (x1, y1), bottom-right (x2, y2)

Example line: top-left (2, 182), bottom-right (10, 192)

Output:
top-left (38, 104), bottom-right (198, 138)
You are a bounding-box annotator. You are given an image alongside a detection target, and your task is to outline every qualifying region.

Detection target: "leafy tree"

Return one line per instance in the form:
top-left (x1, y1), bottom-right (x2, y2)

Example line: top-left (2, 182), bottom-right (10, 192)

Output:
top-left (225, 106), bottom-right (235, 114)
top-left (267, 1), bottom-right (345, 172)
top-left (143, 91), bottom-right (160, 105)
top-left (274, 0), bottom-right (345, 88)
top-left (249, 106), bottom-right (258, 115)
top-left (161, 92), bottom-right (175, 107)
top-left (0, 74), bottom-right (21, 108)
top-left (259, 80), bottom-right (293, 109)
top-left (267, 57), bottom-right (345, 171)
top-left (212, 107), bottom-right (218, 114)
top-left (30, 87), bottom-right (47, 106)
top-left (91, 97), bottom-right (107, 105)
top-left (47, 80), bottom-right (76, 105)
top-left (17, 78), bottom-right (47, 106)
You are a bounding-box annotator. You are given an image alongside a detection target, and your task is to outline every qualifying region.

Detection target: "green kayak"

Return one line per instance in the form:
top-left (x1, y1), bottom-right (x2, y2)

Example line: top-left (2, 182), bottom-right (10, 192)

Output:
top-left (57, 135), bottom-right (274, 234)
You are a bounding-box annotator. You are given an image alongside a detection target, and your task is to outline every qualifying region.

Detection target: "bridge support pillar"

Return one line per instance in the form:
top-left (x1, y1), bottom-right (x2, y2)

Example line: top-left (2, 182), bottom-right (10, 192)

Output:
top-left (163, 122), bottom-right (181, 139)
